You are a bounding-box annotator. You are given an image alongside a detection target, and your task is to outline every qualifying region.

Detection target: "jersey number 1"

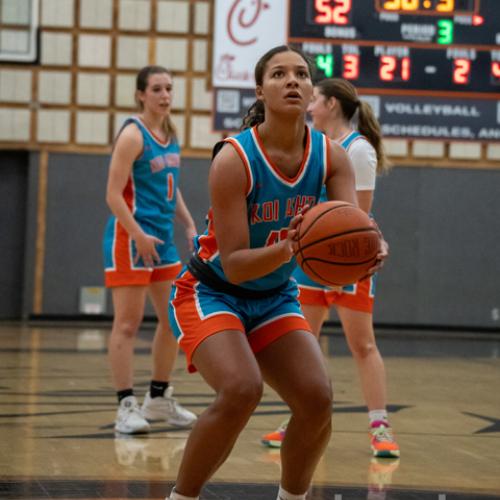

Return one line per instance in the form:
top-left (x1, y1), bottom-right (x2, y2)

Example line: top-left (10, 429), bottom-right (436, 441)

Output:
top-left (167, 173), bottom-right (174, 201)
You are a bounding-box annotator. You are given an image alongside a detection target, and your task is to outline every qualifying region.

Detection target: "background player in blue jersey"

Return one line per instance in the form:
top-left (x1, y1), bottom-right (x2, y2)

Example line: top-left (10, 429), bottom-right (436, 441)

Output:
top-left (166, 47), bottom-right (388, 500)
top-left (103, 66), bottom-right (197, 434)
top-left (261, 78), bottom-right (399, 458)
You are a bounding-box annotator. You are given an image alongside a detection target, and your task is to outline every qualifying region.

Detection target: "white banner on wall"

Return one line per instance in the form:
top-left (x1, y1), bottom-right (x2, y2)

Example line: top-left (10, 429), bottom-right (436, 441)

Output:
top-left (212, 0), bottom-right (288, 88)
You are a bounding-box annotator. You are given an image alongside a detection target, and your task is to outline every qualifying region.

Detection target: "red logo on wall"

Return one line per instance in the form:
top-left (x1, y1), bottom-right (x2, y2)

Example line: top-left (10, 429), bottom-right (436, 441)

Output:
top-left (227, 0), bottom-right (269, 46)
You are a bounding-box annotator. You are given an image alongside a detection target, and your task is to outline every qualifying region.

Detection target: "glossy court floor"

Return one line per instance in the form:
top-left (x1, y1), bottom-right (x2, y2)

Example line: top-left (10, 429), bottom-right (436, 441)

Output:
top-left (1, 322), bottom-right (499, 500)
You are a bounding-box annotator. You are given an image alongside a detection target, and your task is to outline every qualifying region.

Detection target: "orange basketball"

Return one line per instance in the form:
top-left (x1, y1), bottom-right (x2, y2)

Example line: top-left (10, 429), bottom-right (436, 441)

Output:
top-left (294, 201), bottom-right (381, 286)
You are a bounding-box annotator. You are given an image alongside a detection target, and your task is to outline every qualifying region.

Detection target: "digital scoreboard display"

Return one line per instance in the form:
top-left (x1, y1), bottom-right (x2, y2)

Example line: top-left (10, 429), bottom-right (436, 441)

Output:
top-left (288, 0), bottom-right (500, 97)
top-left (213, 0), bottom-right (500, 139)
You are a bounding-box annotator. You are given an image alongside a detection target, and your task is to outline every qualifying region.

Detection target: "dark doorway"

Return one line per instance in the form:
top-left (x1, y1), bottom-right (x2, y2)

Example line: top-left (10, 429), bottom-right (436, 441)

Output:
top-left (0, 151), bottom-right (28, 319)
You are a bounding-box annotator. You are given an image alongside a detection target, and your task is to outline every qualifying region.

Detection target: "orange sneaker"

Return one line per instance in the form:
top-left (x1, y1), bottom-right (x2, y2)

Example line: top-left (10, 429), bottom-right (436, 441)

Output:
top-left (261, 419), bottom-right (288, 448)
top-left (369, 421), bottom-right (400, 458)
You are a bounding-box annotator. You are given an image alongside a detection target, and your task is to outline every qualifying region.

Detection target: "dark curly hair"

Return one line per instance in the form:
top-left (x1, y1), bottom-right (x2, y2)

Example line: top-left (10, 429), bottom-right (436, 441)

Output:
top-left (241, 45), bottom-right (313, 130)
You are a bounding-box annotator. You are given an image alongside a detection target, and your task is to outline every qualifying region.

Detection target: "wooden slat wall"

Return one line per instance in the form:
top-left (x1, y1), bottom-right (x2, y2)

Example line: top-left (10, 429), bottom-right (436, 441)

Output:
top-left (0, 0), bottom-right (216, 156)
top-left (0, 0), bottom-right (498, 166)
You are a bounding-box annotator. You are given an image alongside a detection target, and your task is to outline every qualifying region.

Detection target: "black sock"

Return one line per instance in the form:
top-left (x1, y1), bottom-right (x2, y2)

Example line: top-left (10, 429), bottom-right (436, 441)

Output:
top-left (117, 388), bottom-right (134, 403)
top-left (150, 380), bottom-right (169, 398)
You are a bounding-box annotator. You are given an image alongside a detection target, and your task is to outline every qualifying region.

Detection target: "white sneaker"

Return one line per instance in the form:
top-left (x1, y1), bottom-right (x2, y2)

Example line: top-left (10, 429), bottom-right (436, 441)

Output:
top-left (166, 488), bottom-right (199, 500)
top-left (142, 386), bottom-right (197, 428)
top-left (115, 395), bottom-right (150, 434)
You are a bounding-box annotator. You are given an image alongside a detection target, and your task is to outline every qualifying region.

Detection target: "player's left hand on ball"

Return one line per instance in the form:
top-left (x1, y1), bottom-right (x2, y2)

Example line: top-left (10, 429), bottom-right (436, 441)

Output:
top-left (365, 219), bottom-right (388, 274)
top-left (368, 235), bottom-right (389, 275)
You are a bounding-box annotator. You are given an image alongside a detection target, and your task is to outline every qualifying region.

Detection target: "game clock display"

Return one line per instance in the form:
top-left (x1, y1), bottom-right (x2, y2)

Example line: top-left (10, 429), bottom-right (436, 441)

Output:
top-left (376, 0), bottom-right (476, 15)
top-left (289, 0), bottom-right (500, 96)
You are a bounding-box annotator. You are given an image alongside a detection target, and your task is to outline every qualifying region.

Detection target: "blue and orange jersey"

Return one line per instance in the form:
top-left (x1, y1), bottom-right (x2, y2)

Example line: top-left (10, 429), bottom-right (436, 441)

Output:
top-left (318, 131), bottom-right (363, 203)
top-left (340, 131), bottom-right (363, 155)
top-left (194, 125), bottom-right (331, 291)
top-left (108, 116), bottom-right (181, 232)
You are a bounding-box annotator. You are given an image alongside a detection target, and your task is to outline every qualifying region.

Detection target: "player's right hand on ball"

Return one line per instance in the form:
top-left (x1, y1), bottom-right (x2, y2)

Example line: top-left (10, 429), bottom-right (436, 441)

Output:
top-left (284, 205), bottom-right (310, 262)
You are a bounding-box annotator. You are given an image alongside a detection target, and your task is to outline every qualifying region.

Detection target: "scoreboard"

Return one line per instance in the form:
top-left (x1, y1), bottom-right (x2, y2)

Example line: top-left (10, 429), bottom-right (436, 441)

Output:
top-left (213, 0), bottom-right (500, 139)
top-left (289, 0), bottom-right (500, 97)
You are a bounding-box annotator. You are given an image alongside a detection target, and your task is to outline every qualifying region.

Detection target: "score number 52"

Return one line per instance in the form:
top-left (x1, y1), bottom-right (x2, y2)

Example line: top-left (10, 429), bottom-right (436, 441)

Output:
top-left (314, 0), bottom-right (352, 25)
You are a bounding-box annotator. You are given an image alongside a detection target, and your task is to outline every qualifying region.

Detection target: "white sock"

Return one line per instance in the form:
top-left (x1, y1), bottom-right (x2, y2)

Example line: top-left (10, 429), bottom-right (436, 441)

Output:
top-left (168, 488), bottom-right (199, 500)
top-left (368, 409), bottom-right (389, 426)
top-left (277, 486), bottom-right (307, 500)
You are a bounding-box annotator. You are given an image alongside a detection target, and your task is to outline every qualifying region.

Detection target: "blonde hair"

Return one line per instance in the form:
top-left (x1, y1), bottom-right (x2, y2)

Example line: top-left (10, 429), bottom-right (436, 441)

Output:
top-left (135, 65), bottom-right (177, 141)
top-left (316, 78), bottom-right (390, 174)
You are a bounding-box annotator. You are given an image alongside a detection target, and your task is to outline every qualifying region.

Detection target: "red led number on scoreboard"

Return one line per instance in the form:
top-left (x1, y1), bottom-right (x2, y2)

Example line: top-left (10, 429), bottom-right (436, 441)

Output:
top-left (453, 58), bottom-right (470, 84)
top-left (491, 62), bottom-right (500, 81)
top-left (401, 57), bottom-right (410, 80)
top-left (342, 54), bottom-right (359, 79)
top-left (315, 0), bottom-right (352, 25)
top-left (380, 57), bottom-right (396, 81)
top-left (379, 56), bottom-right (411, 81)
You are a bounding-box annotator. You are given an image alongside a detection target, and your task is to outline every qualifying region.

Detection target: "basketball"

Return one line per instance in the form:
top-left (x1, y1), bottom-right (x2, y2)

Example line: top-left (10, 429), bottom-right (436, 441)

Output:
top-left (294, 201), bottom-right (381, 286)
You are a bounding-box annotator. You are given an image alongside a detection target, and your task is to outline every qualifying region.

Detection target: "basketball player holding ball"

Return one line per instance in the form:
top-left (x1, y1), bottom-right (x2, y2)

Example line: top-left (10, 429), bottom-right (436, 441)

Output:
top-left (167, 47), bottom-right (387, 500)
top-left (262, 78), bottom-right (400, 459)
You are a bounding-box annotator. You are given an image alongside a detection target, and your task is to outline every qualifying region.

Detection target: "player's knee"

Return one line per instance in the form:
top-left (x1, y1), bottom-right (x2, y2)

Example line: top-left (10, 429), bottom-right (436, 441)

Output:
top-left (350, 339), bottom-right (377, 359)
top-left (157, 319), bottom-right (173, 336)
top-left (294, 380), bottom-right (332, 423)
top-left (216, 377), bottom-right (263, 417)
top-left (113, 320), bottom-right (141, 339)
top-left (312, 384), bottom-right (333, 421)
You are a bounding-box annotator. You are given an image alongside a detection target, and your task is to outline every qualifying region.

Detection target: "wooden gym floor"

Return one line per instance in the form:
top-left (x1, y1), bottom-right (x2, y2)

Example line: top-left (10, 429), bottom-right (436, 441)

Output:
top-left (0, 322), bottom-right (499, 500)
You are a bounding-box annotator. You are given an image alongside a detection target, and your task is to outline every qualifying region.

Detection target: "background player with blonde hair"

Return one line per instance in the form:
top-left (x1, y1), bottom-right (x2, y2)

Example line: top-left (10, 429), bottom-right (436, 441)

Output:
top-left (103, 65), bottom-right (197, 434)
